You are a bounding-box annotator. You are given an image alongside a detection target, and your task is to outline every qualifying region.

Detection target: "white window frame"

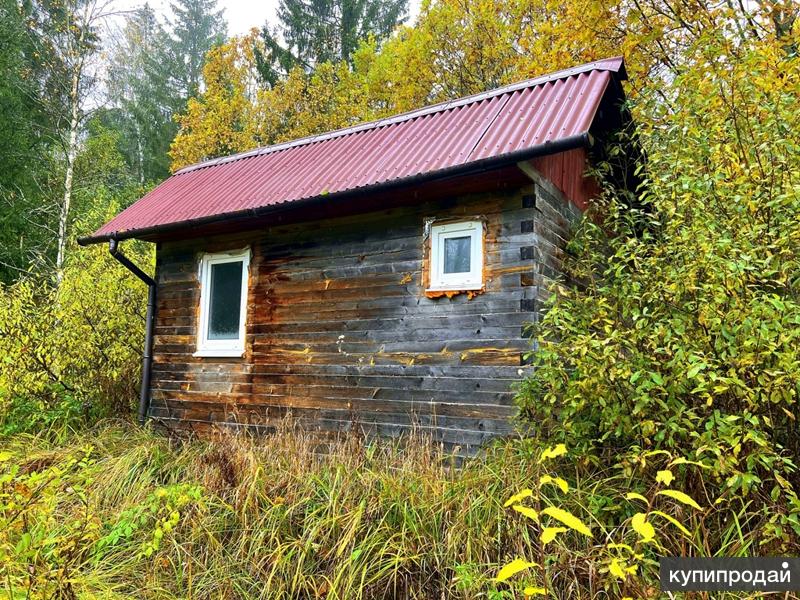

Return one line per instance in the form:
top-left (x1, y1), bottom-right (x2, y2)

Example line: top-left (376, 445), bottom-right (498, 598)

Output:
top-left (194, 248), bottom-right (250, 357)
top-left (428, 220), bottom-right (484, 291)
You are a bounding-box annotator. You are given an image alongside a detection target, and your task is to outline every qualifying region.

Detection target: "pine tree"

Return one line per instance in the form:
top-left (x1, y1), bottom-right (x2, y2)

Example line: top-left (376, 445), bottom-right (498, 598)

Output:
top-left (0, 0), bottom-right (55, 281)
top-left (167, 0), bottom-right (227, 99)
top-left (258, 0), bottom-right (408, 85)
top-left (106, 5), bottom-right (178, 182)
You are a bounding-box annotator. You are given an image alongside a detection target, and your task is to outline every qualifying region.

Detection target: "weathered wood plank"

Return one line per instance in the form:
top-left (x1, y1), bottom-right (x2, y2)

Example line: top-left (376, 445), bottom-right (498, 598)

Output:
top-left (148, 171), bottom-right (582, 452)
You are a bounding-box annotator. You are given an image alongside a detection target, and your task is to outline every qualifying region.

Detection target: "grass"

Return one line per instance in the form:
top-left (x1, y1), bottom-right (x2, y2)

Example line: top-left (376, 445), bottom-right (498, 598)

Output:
top-left (0, 421), bottom-right (795, 599)
top-left (0, 421), bottom-right (540, 599)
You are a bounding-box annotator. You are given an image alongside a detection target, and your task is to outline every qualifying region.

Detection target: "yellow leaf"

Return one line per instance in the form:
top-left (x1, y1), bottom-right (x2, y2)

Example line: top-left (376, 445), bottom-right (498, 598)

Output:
top-left (624, 492), bottom-right (648, 503)
top-left (539, 444), bottom-right (567, 462)
top-left (540, 507), bottom-right (592, 537)
top-left (643, 450), bottom-right (671, 458)
top-left (607, 543), bottom-right (633, 552)
top-left (655, 469), bottom-right (674, 486)
top-left (669, 457), bottom-right (710, 469)
top-left (541, 526), bottom-right (567, 544)
top-left (504, 489), bottom-right (533, 507)
top-left (512, 504), bottom-right (539, 522)
top-left (631, 512), bottom-right (655, 543)
top-left (0, 452), bottom-right (12, 462)
top-left (540, 475), bottom-right (569, 493)
top-left (609, 559), bottom-right (627, 580)
top-left (524, 587), bottom-right (546, 596)
top-left (657, 489), bottom-right (702, 510)
top-left (651, 510), bottom-right (692, 537)
top-left (495, 558), bottom-right (538, 582)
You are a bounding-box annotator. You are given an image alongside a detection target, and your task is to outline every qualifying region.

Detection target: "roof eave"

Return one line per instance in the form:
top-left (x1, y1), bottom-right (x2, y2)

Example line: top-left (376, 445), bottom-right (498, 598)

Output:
top-left (77, 132), bottom-right (590, 246)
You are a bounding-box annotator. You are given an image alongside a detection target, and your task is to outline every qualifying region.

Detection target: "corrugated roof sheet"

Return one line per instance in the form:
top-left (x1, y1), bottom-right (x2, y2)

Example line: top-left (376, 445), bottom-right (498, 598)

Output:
top-left (84, 57), bottom-right (625, 243)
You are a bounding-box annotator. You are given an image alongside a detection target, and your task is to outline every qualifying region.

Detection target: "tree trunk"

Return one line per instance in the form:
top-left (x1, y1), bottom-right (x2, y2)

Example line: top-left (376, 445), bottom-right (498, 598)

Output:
top-left (135, 121), bottom-right (145, 185)
top-left (55, 62), bottom-right (81, 286)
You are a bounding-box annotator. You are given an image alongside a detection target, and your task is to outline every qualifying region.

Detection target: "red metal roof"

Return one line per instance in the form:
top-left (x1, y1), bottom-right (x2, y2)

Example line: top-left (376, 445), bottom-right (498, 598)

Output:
top-left (83, 57), bottom-right (626, 243)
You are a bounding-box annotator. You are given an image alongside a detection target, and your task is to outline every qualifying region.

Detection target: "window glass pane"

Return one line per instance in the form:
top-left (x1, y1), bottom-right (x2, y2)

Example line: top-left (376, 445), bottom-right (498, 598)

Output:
top-left (207, 261), bottom-right (243, 340)
top-left (443, 236), bottom-right (472, 274)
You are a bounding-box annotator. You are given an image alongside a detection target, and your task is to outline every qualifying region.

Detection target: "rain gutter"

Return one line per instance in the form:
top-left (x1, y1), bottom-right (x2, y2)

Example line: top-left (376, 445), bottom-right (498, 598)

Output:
top-left (108, 238), bottom-right (156, 425)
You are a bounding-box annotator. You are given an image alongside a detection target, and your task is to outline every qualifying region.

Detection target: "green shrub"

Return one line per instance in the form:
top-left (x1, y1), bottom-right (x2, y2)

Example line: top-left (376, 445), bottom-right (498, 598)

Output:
top-left (517, 37), bottom-right (800, 550)
top-left (0, 445), bottom-right (104, 597)
top-left (0, 229), bottom-right (151, 435)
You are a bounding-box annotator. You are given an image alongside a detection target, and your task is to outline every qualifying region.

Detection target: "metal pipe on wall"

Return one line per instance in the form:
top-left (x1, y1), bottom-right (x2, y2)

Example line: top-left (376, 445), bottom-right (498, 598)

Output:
top-left (108, 238), bottom-right (156, 425)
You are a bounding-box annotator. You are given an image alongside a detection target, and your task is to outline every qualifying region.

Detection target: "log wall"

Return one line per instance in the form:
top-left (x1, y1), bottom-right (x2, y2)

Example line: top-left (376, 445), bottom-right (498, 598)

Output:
top-left (148, 165), bottom-right (583, 453)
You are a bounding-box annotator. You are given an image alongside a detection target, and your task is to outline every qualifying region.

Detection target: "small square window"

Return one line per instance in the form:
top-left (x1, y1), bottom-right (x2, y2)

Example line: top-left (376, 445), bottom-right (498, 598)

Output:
top-left (195, 249), bottom-right (250, 357)
top-left (428, 220), bottom-right (484, 291)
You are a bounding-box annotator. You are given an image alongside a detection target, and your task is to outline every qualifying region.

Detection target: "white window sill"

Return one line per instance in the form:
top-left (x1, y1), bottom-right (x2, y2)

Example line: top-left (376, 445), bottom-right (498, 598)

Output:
top-left (426, 285), bottom-right (483, 293)
top-left (193, 348), bottom-right (245, 358)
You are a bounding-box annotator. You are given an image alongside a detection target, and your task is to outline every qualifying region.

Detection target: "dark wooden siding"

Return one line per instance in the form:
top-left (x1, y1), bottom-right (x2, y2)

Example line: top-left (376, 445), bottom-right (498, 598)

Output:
top-left (149, 163), bottom-right (583, 452)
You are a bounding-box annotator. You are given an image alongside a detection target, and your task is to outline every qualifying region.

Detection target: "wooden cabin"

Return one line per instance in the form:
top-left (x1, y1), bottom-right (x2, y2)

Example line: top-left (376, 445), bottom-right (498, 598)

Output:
top-left (79, 57), bottom-right (633, 453)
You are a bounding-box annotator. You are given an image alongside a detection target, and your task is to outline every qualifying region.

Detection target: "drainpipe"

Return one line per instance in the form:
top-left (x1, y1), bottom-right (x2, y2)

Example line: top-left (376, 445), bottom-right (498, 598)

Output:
top-left (109, 238), bottom-right (156, 425)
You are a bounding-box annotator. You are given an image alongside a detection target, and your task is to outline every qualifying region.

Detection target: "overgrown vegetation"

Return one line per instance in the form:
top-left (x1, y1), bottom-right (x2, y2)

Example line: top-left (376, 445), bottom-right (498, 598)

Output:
top-left (0, 234), bottom-right (150, 435)
top-left (518, 25), bottom-right (800, 563)
top-left (1, 0), bottom-right (799, 596)
top-left (1, 423), bottom-right (790, 599)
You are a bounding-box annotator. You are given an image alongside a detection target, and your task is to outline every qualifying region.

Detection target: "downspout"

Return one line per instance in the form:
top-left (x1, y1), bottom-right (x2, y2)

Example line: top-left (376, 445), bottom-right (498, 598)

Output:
top-left (108, 238), bottom-right (156, 425)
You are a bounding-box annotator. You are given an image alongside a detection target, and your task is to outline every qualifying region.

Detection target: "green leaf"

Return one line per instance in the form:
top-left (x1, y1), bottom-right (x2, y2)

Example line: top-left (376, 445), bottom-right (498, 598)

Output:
top-left (15, 532), bottom-right (31, 554)
top-left (686, 363), bottom-right (704, 378)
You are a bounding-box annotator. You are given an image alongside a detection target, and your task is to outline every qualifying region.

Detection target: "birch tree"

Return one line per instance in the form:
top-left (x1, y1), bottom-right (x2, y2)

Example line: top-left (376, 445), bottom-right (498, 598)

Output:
top-left (25, 0), bottom-right (115, 284)
top-left (56, 0), bottom-right (113, 284)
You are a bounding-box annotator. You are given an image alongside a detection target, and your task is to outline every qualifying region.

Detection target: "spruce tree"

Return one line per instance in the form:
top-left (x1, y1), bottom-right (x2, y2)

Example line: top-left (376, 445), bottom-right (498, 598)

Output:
top-left (168, 0), bottom-right (227, 99)
top-left (106, 5), bottom-right (177, 182)
top-left (0, 0), bottom-right (54, 281)
top-left (258, 0), bottom-right (408, 85)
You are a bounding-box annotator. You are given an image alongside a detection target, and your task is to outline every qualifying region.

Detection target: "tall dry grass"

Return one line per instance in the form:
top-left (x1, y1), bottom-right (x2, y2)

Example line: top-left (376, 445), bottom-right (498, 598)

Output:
top-left (0, 421), bottom-right (537, 599)
top-left (1, 421), bottom-right (792, 599)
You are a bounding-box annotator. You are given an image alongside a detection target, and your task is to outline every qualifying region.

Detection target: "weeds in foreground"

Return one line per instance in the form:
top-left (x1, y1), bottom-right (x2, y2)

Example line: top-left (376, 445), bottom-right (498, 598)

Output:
top-left (0, 422), bottom-right (797, 599)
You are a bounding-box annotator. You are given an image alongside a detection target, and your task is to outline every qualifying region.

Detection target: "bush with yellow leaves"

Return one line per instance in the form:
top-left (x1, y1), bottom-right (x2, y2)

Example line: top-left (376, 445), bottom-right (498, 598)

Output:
top-left (495, 445), bottom-right (708, 597)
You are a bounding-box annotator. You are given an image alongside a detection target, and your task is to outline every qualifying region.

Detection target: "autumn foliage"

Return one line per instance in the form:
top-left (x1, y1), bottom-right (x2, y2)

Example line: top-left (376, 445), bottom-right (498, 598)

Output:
top-left (170, 0), bottom-right (639, 169)
top-left (1, 0), bottom-right (799, 596)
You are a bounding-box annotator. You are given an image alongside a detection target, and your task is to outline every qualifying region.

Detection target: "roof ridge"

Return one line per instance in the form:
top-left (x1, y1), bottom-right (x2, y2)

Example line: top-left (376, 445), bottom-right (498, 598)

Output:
top-left (174, 56), bottom-right (625, 176)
